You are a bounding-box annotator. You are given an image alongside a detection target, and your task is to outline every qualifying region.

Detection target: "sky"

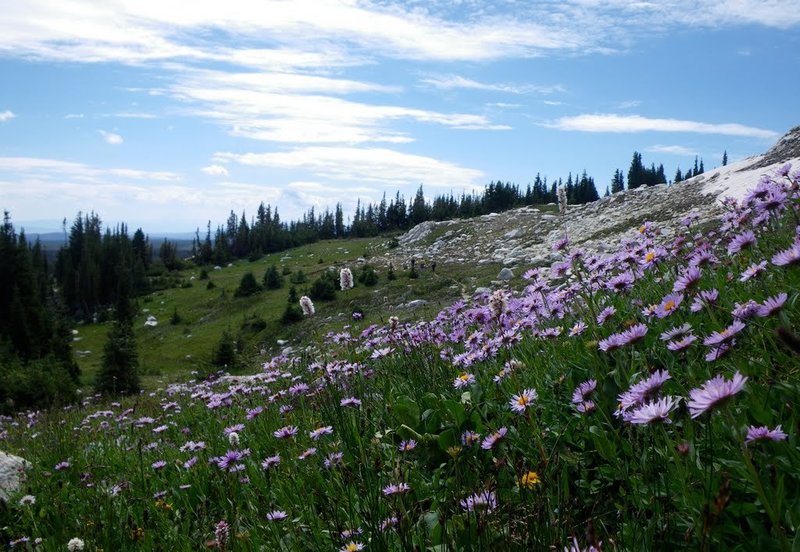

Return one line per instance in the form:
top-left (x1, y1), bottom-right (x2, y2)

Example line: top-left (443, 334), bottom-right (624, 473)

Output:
top-left (1, 0), bottom-right (799, 234)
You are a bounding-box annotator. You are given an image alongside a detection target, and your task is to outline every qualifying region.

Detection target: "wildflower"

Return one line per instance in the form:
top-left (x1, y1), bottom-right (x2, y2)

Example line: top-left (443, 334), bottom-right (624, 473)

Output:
top-left (216, 450), bottom-right (248, 471)
top-left (461, 430), bottom-right (481, 447)
top-left (340, 267), bottom-right (354, 291)
top-left (553, 236), bottom-right (570, 251)
top-left (509, 388), bottom-right (538, 413)
top-left (732, 300), bottom-right (760, 320)
top-left (299, 295), bottom-right (315, 316)
top-left (227, 432), bottom-right (240, 447)
top-left (690, 289), bottom-right (719, 312)
top-left (673, 266), bottom-right (702, 292)
top-left (245, 406), bottom-right (263, 420)
top-left (598, 333), bottom-right (625, 352)
top-left (606, 272), bottom-right (635, 293)
top-left (266, 510), bottom-right (288, 521)
top-left (618, 370), bottom-right (671, 410)
top-left (151, 460), bottom-right (167, 470)
top-left (596, 306), bottom-right (616, 325)
top-left (569, 321), bottom-right (587, 336)
top-left (340, 397), bottom-right (362, 408)
top-left (453, 372), bottom-right (476, 389)
top-left (629, 396), bottom-right (680, 425)
top-left (380, 516), bottom-right (399, 532)
top-left (705, 341), bottom-right (735, 362)
top-left (214, 520), bottom-right (229, 549)
top-left (18, 495), bottom-right (35, 506)
top-left (298, 447), bottom-right (317, 460)
top-left (67, 538), bottom-right (85, 551)
top-left (660, 323), bottom-right (692, 341)
top-left (481, 427), bottom-right (508, 450)
top-left (398, 439), bottom-right (417, 452)
top-left (667, 334), bottom-right (697, 351)
top-left (261, 454), bottom-right (281, 470)
top-left (183, 456), bottom-right (197, 469)
top-left (740, 261), bottom-right (768, 282)
top-left (54, 461), bottom-right (71, 471)
top-left (309, 426), bottom-right (334, 440)
top-left (340, 542), bottom-right (365, 552)
top-left (460, 490), bottom-right (498, 514)
top-left (572, 379), bottom-right (597, 410)
top-left (655, 293), bottom-right (683, 318)
top-left (324, 451), bottom-right (344, 469)
top-left (383, 482), bottom-right (411, 496)
top-left (727, 230), bottom-right (756, 255)
top-left (745, 425), bottom-right (788, 444)
top-left (703, 320), bottom-right (746, 346)
top-left (273, 425), bottom-right (299, 439)
top-left (757, 292), bottom-right (787, 317)
top-left (620, 323), bottom-right (648, 345)
top-left (772, 242), bottom-right (800, 266)
top-left (564, 537), bottom-right (602, 552)
top-left (687, 371), bottom-right (747, 418)
top-left (520, 471), bottom-right (541, 489)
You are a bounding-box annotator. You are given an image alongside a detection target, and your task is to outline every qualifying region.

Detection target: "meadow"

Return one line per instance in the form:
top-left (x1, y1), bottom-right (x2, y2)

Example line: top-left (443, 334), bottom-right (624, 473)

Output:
top-left (2, 165), bottom-right (800, 551)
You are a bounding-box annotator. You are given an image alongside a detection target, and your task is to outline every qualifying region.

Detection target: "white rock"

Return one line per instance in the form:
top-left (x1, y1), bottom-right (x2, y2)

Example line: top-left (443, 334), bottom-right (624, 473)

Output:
top-left (0, 451), bottom-right (30, 502)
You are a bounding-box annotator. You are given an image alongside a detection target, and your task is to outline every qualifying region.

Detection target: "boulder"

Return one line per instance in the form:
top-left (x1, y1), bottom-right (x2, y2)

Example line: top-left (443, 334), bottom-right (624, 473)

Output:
top-left (0, 451), bottom-right (30, 502)
top-left (497, 268), bottom-right (514, 281)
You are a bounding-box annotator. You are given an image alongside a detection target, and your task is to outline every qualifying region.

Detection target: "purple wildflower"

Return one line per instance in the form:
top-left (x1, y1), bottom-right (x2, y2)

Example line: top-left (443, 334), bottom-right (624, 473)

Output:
top-left (298, 447), bottom-right (317, 460)
top-left (629, 396), bottom-right (680, 425)
top-left (655, 293), bottom-right (683, 318)
top-left (151, 460), bottom-right (167, 470)
top-left (454, 372), bottom-right (476, 389)
top-left (687, 371), bottom-right (747, 418)
top-left (660, 323), bottom-right (692, 341)
top-left (598, 332), bottom-right (625, 352)
top-left (460, 490), bottom-right (498, 514)
top-left (740, 261), bottom-right (768, 282)
top-left (509, 388), bottom-right (538, 413)
top-left (673, 266), bottom-right (702, 292)
top-left (461, 430), bottom-right (481, 447)
top-left (690, 289), bottom-right (719, 313)
top-left (340, 397), bottom-right (362, 408)
top-left (481, 427), bottom-right (508, 450)
top-left (703, 320), bottom-right (746, 346)
top-left (757, 292), bottom-right (788, 317)
top-left (273, 425), bottom-right (299, 439)
top-left (667, 334), bottom-right (697, 351)
top-left (398, 439), bottom-right (417, 452)
top-left (745, 425), bottom-right (788, 444)
top-left (732, 300), bottom-right (760, 320)
top-left (596, 306), bottom-right (616, 325)
top-left (261, 454), bottom-right (281, 470)
top-left (727, 230), bottom-right (756, 255)
top-left (572, 379), bottom-right (597, 404)
top-left (324, 451), bottom-right (344, 469)
top-left (266, 510), bottom-right (288, 521)
top-left (309, 426), bottom-right (334, 440)
top-left (772, 242), bottom-right (800, 266)
top-left (620, 323), bottom-right (648, 345)
top-left (383, 482), bottom-right (411, 496)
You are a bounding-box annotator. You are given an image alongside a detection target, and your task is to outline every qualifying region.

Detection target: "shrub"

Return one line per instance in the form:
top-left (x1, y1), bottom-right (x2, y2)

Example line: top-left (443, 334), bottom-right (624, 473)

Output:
top-left (357, 265), bottom-right (379, 287)
top-left (309, 271), bottom-right (337, 301)
top-left (234, 272), bottom-right (261, 297)
top-left (211, 330), bottom-right (236, 368)
top-left (263, 264), bottom-right (284, 290)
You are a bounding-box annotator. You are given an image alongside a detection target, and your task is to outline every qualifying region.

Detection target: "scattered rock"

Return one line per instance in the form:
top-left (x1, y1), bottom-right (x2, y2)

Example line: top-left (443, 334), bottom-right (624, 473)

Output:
top-left (497, 268), bottom-right (514, 281)
top-left (144, 315), bottom-right (158, 327)
top-left (0, 451), bottom-right (30, 502)
top-left (398, 299), bottom-right (429, 309)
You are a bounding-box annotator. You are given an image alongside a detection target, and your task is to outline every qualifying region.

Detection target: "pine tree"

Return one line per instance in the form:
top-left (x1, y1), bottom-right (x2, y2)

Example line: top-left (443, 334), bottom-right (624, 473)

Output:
top-left (675, 167), bottom-right (683, 183)
top-left (95, 272), bottom-right (140, 396)
top-left (263, 264), bottom-right (284, 290)
top-left (722, 150), bottom-right (728, 166)
top-left (611, 169), bottom-right (625, 194)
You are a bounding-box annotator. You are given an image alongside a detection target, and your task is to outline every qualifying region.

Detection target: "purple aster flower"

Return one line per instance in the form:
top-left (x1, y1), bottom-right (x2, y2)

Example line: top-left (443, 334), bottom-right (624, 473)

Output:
top-left (660, 323), bottom-right (692, 341)
top-left (629, 396), bottom-right (680, 425)
top-left (687, 371), bottom-right (747, 418)
top-left (509, 388), bottom-right (538, 413)
top-left (705, 341), bottom-right (735, 362)
top-left (690, 289), bottom-right (719, 313)
top-left (460, 490), bottom-right (498, 514)
top-left (54, 461), bottom-right (71, 471)
top-left (309, 426), bottom-right (334, 440)
top-left (273, 425), bottom-right (299, 439)
top-left (298, 447), bottom-right (317, 460)
top-left (453, 372), bottom-right (476, 389)
top-left (224, 424), bottom-right (245, 436)
top-left (732, 300), bottom-right (760, 320)
top-left (772, 242), bottom-right (800, 266)
top-left (596, 306), bottom-right (616, 325)
top-left (324, 451), bottom-right (344, 469)
top-left (745, 425), bottom-right (788, 444)
top-left (569, 321), bottom-right (587, 336)
top-left (340, 397), bottom-right (362, 408)
top-left (380, 516), bottom-right (399, 532)
top-left (340, 542), bottom-right (365, 552)
top-left (598, 332), bottom-right (625, 352)
top-left (398, 439), bottom-right (417, 452)
top-left (572, 379), bottom-right (597, 404)
top-left (673, 266), bottom-right (702, 293)
top-left (727, 230), bottom-right (756, 255)
top-left (618, 370), bottom-right (671, 410)
top-left (740, 261), bottom-right (768, 282)
top-left (152, 460), bottom-right (167, 470)
top-left (564, 537), bottom-right (602, 552)
top-left (620, 323), bottom-right (648, 345)
top-left (606, 272), bottom-right (635, 293)
top-left (183, 456), bottom-right (198, 470)
top-left (576, 400), bottom-right (596, 413)
top-left (757, 292), bottom-right (788, 317)
top-left (261, 454), bottom-right (281, 470)
top-left (655, 293), bottom-right (684, 318)
top-left (461, 430), bottom-right (481, 447)
top-left (703, 320), bottom-right (746, 346)
top-left (382, 482), bottom-right (411, 496)
top-left (266, 510), bottom-right (288, 521)
top-left (216, 450), bottom-right (245, 471)
top-left (553, 236), bottom-right (570, 251)
top-left (481, 427), bottom-right (508, 450)
top-left (667, 334), bottom-right (697, 351)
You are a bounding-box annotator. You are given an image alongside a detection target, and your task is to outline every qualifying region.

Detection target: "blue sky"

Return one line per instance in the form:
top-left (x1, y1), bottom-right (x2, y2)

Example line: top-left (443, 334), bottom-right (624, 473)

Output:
top-left (1, 0), bottom-right (798, 233)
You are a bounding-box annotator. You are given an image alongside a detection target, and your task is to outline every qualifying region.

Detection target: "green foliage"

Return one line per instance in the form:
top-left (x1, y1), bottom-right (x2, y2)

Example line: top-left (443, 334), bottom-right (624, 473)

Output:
top-left (290, 269), bottom-right (307, 284)
top-left (263, 264), bottom-right (284, 290)
top-left (211, 329), bottom-right (236, 368)
top-left (199, 268), bottom-right (209, 280)
top-left (95, 283), bottom-right (140, 396)
top-left (234, 272), bottom-right (261, 298)
top-left (170, 308), bottom-right (182, 325)
top-left (240, 314), bottom-right (267, 333)
top-left (0, 355), bottom-right (77, 414)
top-left (308, 270), bottom-right (337, 301)
top-left (357, 264), bottom-right (379, 287)
top-left (387, 263), bottom-right (397, 281)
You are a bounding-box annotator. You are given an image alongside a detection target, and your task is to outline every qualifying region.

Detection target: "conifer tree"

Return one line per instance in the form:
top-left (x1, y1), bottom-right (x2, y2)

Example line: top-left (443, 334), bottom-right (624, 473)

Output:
top-left (95, 272), bottom-right (140, 396)
top-left (722, 150), bottom-right (728, 166)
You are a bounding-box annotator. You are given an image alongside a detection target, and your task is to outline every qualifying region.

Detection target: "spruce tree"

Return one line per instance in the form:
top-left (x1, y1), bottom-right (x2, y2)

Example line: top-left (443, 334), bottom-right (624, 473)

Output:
top-left (722, 150), bottom-right (728, 166)
top-left (95, 272), bottom-right (140, 396)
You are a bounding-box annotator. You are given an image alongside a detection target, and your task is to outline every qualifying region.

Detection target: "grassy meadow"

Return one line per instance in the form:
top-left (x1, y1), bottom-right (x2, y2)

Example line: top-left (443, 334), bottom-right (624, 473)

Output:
top-left (2, 167), bottom-right (800, 551)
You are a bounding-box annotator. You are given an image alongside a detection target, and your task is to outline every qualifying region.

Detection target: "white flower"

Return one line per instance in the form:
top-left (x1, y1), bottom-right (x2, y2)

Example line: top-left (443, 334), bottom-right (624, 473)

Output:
top-left (340, 267), bottom-right (354, 291)
top-left (67, 537), bottom-right (85, 551)
top-left (228, 432), bottom-right (240, 447)
top-left (19, 494), bottom-right (36, 506)
top-left (299, 295), bottom-right (315, 316)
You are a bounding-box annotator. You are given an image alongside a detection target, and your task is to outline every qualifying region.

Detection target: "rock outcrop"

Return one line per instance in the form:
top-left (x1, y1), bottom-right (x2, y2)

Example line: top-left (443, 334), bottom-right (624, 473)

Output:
top-left (0, 451), bottom-right (30, 502)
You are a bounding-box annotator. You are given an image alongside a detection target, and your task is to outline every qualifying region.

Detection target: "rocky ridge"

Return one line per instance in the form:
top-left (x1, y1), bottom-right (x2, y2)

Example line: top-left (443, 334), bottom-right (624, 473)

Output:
top-left (378, 126), bottom-right (800, 278)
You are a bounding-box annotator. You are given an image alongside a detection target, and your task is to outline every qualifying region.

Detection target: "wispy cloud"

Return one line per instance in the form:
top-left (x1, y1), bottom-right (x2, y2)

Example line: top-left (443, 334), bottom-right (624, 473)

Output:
top-left (0, 110), bottom-right (15, 122)
top-left (101, 112), bottom-right (158, 119)
top-left (99, 130), bottom-right (124, 145)
top-left (646, 144), bottom-right (698, 156)
top-left (215, 147), bottom-right (484, 189)
top-left (0, 156), bottom-right (181, 182)
top-left (546, 114), bottom-right (778, 139)
top-left (422, 74), bottom-right (564, 95)
top-left (64, 113), bottom-right (84, 119)
top-left (616, 100), bottom-right (641, 109)
top-left (201, 164), bottom-right (229, 177)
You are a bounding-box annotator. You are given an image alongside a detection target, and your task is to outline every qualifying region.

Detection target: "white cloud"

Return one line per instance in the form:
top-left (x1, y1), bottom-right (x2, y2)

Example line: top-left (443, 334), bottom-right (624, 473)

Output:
top-left (64, 113), bottom-right (84, 119)
top-left (201, 164), bottom-right (229, 177)
top-left (99, 129), bottom-right (124, 145)
top-left (102, 112), bottom-right (158, 119)
top-left (546, 114), bottom-right (778, 139)
top-left (616, 100), bottom-right (642, 109)
top-left (0, 156), bottom-right (181, 183)
top-left (422, 74), bottom-right (565, 95)
top-left (646, 144), bottom-right (698, 156)
top-left (215, 146), bottom-right (484, 189)
top-left (0, 110), bottom-right (15, 122)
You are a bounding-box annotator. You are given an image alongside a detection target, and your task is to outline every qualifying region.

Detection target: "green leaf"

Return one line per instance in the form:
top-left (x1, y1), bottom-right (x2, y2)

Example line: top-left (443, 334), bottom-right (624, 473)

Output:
top-left (393, 395), bottom-right (420, 428)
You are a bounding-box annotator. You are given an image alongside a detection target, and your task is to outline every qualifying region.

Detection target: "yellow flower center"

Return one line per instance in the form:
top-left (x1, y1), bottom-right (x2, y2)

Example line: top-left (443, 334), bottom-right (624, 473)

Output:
top-left (345, 544), bottom-right (359, 552)
top-left (644, 251), bottom-right (656, 263)
top-left (664, 300), bottom-right (676, 312)
top-left (639, 225), bottom-right (646, 233)
top-left (516, 395), bottom-right (530, 406)
top-left (458, 373), bottom-right (470, 381)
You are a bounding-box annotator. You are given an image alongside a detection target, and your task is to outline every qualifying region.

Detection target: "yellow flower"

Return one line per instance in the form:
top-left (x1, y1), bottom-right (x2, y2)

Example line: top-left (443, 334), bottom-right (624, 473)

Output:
top-left (446, 446), bottom-right (462, 458)
top-left (520, 471), bottom-right (541, 489)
